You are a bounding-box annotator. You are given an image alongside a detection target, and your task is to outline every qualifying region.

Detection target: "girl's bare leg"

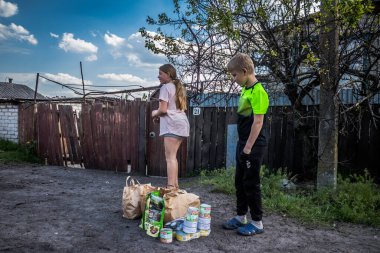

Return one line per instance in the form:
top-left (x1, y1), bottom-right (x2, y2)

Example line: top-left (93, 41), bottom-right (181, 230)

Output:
top-left (164, 137), bottom-right (182, 188)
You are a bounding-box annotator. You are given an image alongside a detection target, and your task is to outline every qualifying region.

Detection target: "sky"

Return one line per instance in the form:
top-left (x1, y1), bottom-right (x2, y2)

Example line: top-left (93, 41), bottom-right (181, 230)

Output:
top-left (0, 0), bottom-right (176, 98)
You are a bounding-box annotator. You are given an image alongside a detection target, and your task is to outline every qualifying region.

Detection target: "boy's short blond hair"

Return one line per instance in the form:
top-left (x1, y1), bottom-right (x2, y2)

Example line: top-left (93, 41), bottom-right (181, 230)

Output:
top-left (227, 53), bottom-right (255, 74)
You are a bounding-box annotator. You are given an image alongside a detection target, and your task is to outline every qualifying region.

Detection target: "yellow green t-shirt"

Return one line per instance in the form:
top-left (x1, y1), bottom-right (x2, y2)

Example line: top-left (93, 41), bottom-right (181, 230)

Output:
top-left (237, 82), bottom-right (269, 144)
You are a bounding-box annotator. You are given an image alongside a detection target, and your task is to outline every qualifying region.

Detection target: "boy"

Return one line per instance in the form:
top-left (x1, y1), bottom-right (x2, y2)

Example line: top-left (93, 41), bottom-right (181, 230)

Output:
top-left (222, 53), bottom-right (269, 236)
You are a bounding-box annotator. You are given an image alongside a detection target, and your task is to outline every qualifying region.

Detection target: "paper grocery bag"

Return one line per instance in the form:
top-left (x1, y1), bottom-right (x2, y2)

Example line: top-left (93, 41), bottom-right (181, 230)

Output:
top-left (139, 184), bottom-right (158, 214)
top-left (163, 189), bottom-right (200, 223)
top-left (122, 176), bottom-right (155, 219)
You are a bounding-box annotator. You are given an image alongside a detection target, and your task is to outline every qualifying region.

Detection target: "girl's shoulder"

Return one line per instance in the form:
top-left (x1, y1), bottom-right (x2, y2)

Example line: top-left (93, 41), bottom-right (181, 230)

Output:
top-left (162, 82), bottom-right (176, 91)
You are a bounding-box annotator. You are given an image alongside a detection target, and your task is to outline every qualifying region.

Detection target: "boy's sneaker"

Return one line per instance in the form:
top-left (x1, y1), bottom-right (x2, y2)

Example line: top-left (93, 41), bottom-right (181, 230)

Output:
top-left (222, 217), bottom-right (247, 230)
top-left (237, 223), bottom-right (264, 236)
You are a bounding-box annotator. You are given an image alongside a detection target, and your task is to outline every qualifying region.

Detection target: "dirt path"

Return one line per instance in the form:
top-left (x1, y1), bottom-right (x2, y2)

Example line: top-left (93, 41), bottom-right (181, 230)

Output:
top-left (0, 164), bottom-right (379, 253)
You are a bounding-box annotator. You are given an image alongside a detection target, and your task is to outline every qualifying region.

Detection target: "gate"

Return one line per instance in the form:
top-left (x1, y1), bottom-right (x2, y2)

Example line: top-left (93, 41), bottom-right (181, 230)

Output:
top-left (145, 99), bottom-right (187, 177)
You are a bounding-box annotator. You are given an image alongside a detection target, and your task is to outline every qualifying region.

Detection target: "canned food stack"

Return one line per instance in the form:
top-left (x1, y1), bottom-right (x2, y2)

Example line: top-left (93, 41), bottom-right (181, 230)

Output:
top-left (176, 207), bottom-right (201, 242)
top-left (183, 207), bottom-right (199, 234)
top-left (198, 204), bottom-right (211, 236)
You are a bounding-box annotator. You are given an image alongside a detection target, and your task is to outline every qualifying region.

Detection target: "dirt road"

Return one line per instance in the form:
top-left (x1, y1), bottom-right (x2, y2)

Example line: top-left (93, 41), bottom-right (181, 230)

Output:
top-left (0, 164), bottom-right (379, 253)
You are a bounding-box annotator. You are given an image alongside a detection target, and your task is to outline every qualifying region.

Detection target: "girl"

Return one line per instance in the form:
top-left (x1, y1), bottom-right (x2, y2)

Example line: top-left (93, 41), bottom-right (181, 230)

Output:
top-left (152, 64), bottom-right (190, 189)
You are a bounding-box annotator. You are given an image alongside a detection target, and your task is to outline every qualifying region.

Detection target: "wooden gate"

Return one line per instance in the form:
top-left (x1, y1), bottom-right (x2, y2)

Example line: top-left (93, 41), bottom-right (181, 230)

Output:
top-left (145, 99), bottom-right (187, 177)
top-left (18, 101), bottom-right (146, 173)
top-left (19, 103), bottom-right (82, 166)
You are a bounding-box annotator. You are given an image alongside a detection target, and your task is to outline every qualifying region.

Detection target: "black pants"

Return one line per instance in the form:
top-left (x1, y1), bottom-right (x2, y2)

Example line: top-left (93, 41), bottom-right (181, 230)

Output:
top-left (235, 140), bottom-right (266, 221)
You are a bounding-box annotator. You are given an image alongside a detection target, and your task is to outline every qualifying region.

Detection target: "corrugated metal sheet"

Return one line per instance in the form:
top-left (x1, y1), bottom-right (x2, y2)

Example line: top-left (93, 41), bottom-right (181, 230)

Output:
top-left (189, 93), bottom-right (240, 107)
top-left (0, 82), bottom-right (45, 100)
top-left (190, 89), bottom-right (380, 107)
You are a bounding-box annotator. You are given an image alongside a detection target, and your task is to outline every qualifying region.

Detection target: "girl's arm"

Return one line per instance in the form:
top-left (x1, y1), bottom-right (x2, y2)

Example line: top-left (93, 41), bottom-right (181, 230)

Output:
top-left (152, 100), bottom-right (168, 117)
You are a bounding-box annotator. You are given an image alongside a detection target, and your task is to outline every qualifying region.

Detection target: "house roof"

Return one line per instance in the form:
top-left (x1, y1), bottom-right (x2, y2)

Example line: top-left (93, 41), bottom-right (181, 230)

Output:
top-left (0, 82), bottom-right (46, 100)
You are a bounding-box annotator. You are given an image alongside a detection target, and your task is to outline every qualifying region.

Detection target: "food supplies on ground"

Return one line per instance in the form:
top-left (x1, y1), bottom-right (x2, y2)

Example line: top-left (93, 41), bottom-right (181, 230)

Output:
top-left (159, 228), bottom-right (173, 244)
top-left (185, 207), bottom-right (199, 222)
top-left (175, 230), bottom-right (201, 242)
top-left (199, 204), bottom-right (211, 219)
top-left (197, 217), bottom-right (211, 230)
top-left (140, 191), bottom-right (165, 237)
top-left (200, 229), bottom-right (211, 237)
top-left (163, 189), bottom-right (200, 223)
top-left (163, 217), bottom-right (184, 237)
top-left (174, 205), bottom-right (212, 242)
top-left (122, 176), bottom-right (157, 219)
top-left (137, 188), bottom-right (210, 243)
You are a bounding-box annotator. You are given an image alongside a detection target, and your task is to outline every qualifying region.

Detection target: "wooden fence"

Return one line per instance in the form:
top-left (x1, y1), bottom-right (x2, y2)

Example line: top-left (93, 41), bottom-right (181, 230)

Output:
top-left (186, 107), bottom-right (236, 175)
top-left (19, 101), bottom-right (146, 173)
top-left (264, 105), bottom-right (380, 180)
top-left (18, 101), bottom-right (380, 181)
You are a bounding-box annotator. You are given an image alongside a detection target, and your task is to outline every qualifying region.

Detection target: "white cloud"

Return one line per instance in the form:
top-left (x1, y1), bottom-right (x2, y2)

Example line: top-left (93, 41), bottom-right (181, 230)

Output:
top-left (0, 22), bottom-right (38, 45)
top-left (126, 32), bottom-right (166, 68)
top-left (50, 32), bottom-right (59, 38)
top-left (103, 31), bottom-right (165, 68)
top-left (59, 33), bottom-right (97, 53)
top-left (43, 72), bottom-right (93, 85)
top-left (125, 52), bottom-right (163, 68)
top-left (0, 0), bottom-right (18, 17)
top-left (103, 32), bottom-right (133, 59)
top-left (85, 54), bottom-right (97, 62)
top-left (104, 32), bottom-right (127, 47)
top-left (97, 73), bottom-right (147, 85)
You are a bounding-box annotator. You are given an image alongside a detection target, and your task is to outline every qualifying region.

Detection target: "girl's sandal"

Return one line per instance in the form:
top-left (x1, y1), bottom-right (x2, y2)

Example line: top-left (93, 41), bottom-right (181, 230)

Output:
top-left (165, 185), bottom-right (177, 190)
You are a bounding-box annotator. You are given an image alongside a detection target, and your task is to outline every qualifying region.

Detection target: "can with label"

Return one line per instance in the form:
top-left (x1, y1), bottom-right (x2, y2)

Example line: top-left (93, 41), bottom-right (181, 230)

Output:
top-left (183, 225), bottom-right (198, 234)
top-left (186, 207), bottom-right (199, 222)
top-left (160, 228), bottom-right (173, 243)
top-left (199, 204), bottom-right (211, 218)
top-left (184, 220), bottom-right (198, 228)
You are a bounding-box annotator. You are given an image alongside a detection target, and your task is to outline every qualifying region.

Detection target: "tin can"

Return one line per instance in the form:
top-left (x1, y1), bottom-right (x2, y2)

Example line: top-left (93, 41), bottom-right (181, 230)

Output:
top-left (160, 228), bottom-right (173, 243)
top-left (198, 217), bottom-right (211, 224)
top-left (199, 204), bottom-right (211, 218)
top-left (176, 230), bottom-right (200, 242)
top-left (197, 222), bottom-right (211, 230)
top-left (200, 229), bottom-right (211, 237)
top-left (186, 207), bottom-right (199, 222)
top-left (183, 225), bottom-right (198, 234)
top-left (184, 220), bottom-right (198, 228)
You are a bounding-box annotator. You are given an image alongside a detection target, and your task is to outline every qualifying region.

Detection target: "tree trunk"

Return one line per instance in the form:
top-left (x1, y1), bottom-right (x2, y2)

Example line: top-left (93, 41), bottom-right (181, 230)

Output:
top-left (317, 0), bottom-right (339, 189)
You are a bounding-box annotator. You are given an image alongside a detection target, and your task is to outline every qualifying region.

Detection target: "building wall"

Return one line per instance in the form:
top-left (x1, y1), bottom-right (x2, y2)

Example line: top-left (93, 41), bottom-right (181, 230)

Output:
top-left (0, 103), bottom-right (18, 143)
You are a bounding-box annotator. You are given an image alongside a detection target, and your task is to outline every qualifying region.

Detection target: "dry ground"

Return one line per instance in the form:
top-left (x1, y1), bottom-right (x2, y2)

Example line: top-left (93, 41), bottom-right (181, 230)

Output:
top-left (0, 164), bottom-right (379, 253)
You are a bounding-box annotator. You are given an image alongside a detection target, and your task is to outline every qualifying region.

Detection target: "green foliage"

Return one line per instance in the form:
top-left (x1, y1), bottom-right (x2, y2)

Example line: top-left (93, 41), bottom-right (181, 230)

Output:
top-left (200, 167), bottom-right (380, 227)
top-left (0, 139), bottom-right (41, 164)
top-left (200, 168), bottom-right (235, 195)
top-left (338, 0), bottom-right (374, 27)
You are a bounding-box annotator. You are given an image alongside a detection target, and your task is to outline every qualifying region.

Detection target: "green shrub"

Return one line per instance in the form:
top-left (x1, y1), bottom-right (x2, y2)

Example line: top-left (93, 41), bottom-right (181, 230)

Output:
top-left (0, 139), bottom-right (41, 164)
top-left (200, 167), bottom-right (380, 227)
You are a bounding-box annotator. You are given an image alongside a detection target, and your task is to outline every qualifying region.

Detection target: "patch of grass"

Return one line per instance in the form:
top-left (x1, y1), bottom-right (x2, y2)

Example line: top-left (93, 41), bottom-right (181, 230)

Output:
top-left (200, 167), bottom-right (380, 227)
top-left (200, 168), bottom-right (235, 195)
top-left (0, 139), bottom-right (42, 164)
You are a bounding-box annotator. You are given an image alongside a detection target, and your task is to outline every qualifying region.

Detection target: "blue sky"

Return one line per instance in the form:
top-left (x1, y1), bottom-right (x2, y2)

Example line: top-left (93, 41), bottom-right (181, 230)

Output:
top-left (0, 0), bottom-right (175, 97)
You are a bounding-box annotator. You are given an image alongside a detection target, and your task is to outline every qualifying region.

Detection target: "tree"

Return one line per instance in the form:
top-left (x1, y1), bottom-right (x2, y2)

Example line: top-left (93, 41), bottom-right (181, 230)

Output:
top-left (317, 0), bottom-right (339, 188)
top-left (140, 0), bottom-right (380, 184)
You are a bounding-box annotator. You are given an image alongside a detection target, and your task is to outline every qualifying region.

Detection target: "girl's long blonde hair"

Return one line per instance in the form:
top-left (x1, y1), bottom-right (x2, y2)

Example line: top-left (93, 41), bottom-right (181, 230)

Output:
top-left (159, 64), bottom-right (187, 111)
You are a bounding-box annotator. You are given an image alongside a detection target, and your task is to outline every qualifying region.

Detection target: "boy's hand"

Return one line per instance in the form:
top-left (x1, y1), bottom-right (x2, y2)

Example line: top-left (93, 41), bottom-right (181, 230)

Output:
top-left (239, 151), bottom-right (252, 169)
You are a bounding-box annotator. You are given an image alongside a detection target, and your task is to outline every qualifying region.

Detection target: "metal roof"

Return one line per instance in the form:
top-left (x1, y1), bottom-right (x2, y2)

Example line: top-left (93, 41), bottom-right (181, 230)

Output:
top-left (189, 89), bottom-right (380, 107)
top-left (0, 82), bottom-right (46, 100)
